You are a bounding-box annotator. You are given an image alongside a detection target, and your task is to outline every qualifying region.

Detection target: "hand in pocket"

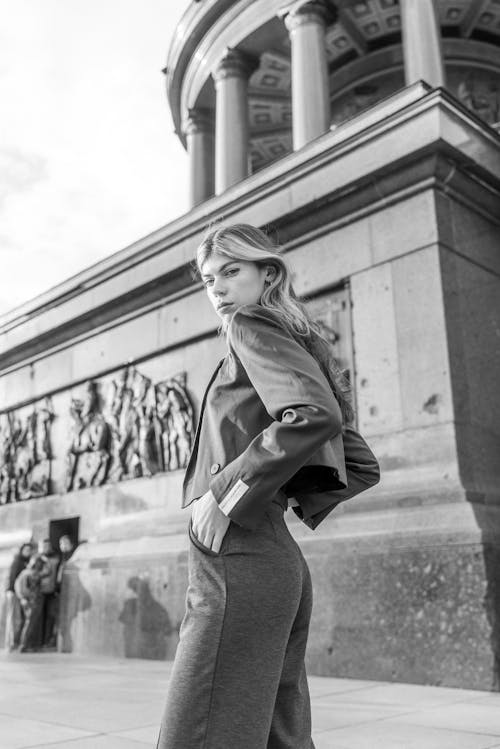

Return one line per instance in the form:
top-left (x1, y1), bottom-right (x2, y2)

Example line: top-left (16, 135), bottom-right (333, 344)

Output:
top-left (191, 490), bottom-right (231, 553)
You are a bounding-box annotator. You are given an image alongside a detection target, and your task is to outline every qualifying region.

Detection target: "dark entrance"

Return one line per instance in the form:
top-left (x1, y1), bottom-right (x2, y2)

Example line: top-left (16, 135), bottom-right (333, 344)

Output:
top-left (48, 516), bottom-right (80, 552)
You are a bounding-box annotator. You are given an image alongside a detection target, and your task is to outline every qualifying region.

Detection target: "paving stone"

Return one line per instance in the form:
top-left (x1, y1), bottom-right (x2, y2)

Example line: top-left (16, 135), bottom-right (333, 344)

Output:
top-left (28, 737), bottom-right (150, 749)
top-left (1, 652), bottom-right (499, 749)
top-left (0, 714), bottom-right (92, 749)
top-left (388, 702), bottom-right (500, 736)
top-left (320, 721), bottom-right (500, 749)
top-left (112, 724), bottom-right (161, 744)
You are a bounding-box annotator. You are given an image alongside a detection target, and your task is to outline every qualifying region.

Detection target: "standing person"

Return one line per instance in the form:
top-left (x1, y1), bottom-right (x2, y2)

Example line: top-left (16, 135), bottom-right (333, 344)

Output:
top-left (53, 534), bottom-right (76, 650)
top-left (39, 539), bottom-right (60, 648)
top-left (157, 224), bottom-right (380, 749)
top-left (14, 555), bottom-right (45, 652)
top-left (56, 535), bottom-right (75, 588)
top-left (4, 543), bottom-right (33, 651)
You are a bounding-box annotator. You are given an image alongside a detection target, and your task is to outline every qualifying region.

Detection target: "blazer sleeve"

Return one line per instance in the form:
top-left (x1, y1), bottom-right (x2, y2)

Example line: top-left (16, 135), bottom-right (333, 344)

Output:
top-left (209, 305), bottom-right (343, 530)
top-left (293, 425), bottom-right (380, 529)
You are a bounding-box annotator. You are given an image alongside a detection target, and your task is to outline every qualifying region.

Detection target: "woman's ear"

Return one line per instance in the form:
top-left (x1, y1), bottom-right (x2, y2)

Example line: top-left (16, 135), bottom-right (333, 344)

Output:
top-left (265, 266), bottom-right (277, 284)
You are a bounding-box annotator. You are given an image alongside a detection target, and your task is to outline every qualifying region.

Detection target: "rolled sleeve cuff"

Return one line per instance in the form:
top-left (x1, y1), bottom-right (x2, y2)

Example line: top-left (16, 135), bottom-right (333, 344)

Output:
top-left (213, 478), bottom-right (250, 517)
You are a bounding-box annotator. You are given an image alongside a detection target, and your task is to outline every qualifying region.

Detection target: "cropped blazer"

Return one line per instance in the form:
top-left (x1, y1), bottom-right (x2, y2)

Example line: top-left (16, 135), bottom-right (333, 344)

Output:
top-left (182, 304), bottom-right (379, 530)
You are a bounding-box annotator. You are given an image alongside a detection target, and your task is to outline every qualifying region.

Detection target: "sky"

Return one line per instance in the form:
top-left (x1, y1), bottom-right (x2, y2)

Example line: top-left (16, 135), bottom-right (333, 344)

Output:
top-left (0, 0), bottom-right (191, 316)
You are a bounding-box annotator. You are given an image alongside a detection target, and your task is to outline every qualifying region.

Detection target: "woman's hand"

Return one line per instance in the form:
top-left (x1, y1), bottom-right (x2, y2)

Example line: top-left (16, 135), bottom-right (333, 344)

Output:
top-left (191, 490), bottom-right (231, 553)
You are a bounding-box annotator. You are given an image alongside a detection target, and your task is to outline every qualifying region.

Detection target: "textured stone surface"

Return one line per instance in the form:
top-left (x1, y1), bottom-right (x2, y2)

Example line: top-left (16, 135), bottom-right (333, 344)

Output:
top-left (1, 92), bottom-right (499, 697)
top-left (304, 532), bottom-right (498, 690)
top-left (33, 492), bottom-right (499, 693)
top-left (440, 244), bottom-right (500, 494)
top-left (59, 547), bottom-right (187, 660)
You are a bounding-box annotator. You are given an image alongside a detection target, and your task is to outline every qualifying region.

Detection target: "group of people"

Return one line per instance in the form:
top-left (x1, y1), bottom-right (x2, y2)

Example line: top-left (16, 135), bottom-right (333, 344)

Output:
top-left (4, 535), bottom-right (75, 653)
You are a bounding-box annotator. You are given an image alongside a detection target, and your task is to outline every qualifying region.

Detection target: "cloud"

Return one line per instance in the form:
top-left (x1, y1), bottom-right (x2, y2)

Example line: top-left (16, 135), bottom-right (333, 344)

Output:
top-left (0, 148), bottom-right (48, 207)
top-left (0, 0), bottom-right (191, 316)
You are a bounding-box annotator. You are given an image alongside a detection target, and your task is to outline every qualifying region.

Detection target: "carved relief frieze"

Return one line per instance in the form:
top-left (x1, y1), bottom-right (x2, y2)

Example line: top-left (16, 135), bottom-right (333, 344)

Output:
top-left (0, 397), bottom-right (55, 504)
top-left (66, 368), bottom-right (195, 492)
top-left (0, 367), bottom-right (195, 502)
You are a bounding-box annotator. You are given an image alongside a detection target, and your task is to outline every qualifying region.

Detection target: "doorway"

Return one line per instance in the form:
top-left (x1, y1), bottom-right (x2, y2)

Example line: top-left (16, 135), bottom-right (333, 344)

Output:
top-left (49, 516), bottom-right (80, 553)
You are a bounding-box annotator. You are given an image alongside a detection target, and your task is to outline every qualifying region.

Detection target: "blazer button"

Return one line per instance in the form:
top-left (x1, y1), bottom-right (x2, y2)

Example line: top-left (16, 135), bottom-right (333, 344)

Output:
top-left (282, 408), bottom-right (298, 423)
top-left (210, 463), bottom-right (221, 475)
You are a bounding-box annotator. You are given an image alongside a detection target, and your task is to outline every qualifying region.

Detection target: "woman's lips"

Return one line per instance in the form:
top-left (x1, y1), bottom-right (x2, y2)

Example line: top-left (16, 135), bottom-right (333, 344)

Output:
top-left (217, 303), bottom-right (233, 312)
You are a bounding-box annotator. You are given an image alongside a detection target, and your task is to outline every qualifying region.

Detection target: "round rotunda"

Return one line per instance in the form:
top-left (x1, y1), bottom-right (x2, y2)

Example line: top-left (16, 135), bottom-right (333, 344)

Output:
top-left (166, 0), bottom-right (500, 205)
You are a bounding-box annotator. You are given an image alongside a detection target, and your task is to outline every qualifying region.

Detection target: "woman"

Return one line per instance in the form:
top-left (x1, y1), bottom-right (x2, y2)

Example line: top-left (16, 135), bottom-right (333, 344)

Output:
top-left (157, 224), bottom-right (379, 749)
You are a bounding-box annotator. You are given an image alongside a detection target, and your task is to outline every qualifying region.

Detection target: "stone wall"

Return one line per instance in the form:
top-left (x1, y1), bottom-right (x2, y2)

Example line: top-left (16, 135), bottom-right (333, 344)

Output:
top-left (1, 87), bottom-right (499, 689)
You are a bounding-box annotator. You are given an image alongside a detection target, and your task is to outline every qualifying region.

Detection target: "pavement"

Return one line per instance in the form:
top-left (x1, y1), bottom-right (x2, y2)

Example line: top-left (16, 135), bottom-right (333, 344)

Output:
top-left (1, 653), bottom-right (500, 749)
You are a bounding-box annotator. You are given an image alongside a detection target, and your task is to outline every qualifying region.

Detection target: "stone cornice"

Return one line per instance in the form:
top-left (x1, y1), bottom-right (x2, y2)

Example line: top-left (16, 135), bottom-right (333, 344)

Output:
top-left (1, 86), bottom-right (499, 377)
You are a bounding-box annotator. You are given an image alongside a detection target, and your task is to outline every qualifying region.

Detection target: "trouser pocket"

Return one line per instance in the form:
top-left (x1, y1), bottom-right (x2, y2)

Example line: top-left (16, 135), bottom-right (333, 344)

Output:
top-left (188, 520), bottom-right (229, 557)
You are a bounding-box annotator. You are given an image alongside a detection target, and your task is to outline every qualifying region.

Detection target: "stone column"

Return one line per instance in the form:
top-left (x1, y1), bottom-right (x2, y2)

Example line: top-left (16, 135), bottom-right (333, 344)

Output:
top-left (400, 0), bottom-right (445, 88)
top-left (284, 1), bottom-right (330, 150)
top-left (183, 108), bottom-right (215, 208)
top-left (212, 49), bottom-right (258, 194)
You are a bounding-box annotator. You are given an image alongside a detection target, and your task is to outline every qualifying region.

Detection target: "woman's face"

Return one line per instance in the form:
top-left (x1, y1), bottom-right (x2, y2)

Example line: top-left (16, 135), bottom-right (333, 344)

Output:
top-left (201, 252), bottom-right (270, 320)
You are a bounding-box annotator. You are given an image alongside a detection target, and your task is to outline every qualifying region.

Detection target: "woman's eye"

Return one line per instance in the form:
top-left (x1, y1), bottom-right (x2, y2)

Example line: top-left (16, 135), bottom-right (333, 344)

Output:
top-left (203, 279), bottom-right (214, 287)
top-left (225, 268), bottom-right (239, 277)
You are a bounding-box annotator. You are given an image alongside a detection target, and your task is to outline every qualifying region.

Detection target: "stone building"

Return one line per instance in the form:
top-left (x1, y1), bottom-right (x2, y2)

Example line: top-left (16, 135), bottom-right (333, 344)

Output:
top-left (1, 0), bottom-right (499, 689)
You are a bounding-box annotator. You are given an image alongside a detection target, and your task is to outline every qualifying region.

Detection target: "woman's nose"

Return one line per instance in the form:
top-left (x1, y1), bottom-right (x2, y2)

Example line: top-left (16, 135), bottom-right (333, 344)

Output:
top-left (212, 277), bottom-right (226, 295)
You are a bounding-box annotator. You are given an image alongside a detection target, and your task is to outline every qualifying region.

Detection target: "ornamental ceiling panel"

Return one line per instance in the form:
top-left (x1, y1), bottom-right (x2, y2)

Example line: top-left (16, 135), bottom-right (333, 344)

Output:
top-left (249, 98), bottom-right (292, 131)
top-left (325, 22), bottom-right (357, 61)
top-left (250, 132), bottom-right (293, 172)
top-left (438, 0), bottom-right (470, 25)
top-left (249, 51), bottom-right (291, 93)
top-left (474, 0), bottom-right (500, 34)
top-left (343, 0), bottom-right (401, 40)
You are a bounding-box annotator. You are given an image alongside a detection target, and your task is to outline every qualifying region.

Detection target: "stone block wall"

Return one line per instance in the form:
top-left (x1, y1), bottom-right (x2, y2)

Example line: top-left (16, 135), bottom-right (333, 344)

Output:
top-left (1, 89), bottom-right (499, 690)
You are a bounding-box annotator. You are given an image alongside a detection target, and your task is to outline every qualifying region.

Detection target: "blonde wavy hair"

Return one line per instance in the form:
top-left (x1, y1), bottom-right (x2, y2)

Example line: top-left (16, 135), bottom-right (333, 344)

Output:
top-left (197, 223), bottom-right (354, 423)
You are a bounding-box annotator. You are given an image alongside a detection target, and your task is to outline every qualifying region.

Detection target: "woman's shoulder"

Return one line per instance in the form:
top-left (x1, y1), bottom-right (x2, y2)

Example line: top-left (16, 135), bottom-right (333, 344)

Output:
top-left (228, 304), bottom-right (286, 337)
top-left (227, 305), bottom-right (309, 362)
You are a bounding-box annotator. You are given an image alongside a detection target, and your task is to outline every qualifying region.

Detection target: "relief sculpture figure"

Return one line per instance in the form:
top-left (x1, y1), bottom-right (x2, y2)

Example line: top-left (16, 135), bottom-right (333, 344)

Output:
top-left (106, 367), bottom-right (160, 480)
top-left (0, 398), bottom-right (54, 502)
top-left (156, 373), bottom-right (194, 472)
top-left (106, 368), bottom-right (130, 482)
top-left (0, 415), bottom-right (15, 504)
top-left (128, 368), bottom-right (159, 478)
top-left (66, 382), bottom-right (111, 491)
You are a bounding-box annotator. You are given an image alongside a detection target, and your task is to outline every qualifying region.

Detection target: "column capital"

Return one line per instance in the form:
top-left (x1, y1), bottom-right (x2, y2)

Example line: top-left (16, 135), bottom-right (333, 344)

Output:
top-left (283, 1), bottom-right (330, 32)
top-left (212, 47), bottom-right (259, 83)
top-left (182, 107), bottom-right (214, 137)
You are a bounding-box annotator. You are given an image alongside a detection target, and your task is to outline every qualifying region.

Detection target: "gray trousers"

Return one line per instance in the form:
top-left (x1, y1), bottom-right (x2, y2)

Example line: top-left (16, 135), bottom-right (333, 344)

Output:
top-left (157, 496), bottom-right (315, 749)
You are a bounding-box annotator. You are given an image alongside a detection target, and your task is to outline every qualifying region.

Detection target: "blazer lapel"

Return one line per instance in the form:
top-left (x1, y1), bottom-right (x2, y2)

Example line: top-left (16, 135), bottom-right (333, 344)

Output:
top-left (183, 358), bottom-right (225, 489)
